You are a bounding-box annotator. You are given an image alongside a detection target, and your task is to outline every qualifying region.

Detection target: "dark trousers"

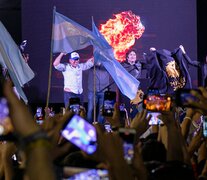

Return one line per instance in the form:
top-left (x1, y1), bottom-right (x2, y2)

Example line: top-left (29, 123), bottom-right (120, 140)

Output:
top-left (87, 91), bottom-right (105, 124)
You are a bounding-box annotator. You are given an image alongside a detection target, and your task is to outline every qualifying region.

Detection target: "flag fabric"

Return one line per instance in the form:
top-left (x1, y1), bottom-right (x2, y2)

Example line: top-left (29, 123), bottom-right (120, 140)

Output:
top-left (91, 19), bottom-right (140, 100)
top-left (0, 21), bottom-right (35, 103)
top-left (52, 10), bottom-right (95, 53)
top-left (52, 9), bottom-right (140, 100)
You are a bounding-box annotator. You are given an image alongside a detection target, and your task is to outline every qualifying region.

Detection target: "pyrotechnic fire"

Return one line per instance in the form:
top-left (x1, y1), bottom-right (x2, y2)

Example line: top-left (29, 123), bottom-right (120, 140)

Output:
top-left (100, 11), bottom-right (145, 62)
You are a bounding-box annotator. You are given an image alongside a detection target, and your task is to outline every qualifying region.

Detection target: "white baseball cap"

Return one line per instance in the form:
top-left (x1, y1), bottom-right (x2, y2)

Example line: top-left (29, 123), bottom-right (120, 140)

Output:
top-left (70, 52), bottom-right (80, 60)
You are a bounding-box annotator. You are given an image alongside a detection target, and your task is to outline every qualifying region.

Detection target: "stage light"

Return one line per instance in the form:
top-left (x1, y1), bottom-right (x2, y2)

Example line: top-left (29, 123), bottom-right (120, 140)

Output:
top-left (100, 11), bottom-right (145, 62)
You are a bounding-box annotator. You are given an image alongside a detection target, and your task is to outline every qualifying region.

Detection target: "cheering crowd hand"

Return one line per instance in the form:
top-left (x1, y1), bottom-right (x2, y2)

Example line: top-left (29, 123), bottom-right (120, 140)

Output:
top-left (79, 105), bottom-right (87, 119)
top-left (130, 109), bottom-right (151, 137)
top-left (185, 108), bottom-right (195, 119)
top-left (41, 111), bottom-right (74, 160)
top-left (3, 80), bottom-right (56, 180)
top-left (181, 107), bottom-right (195, 140)
top-left (157, 110), bottom-right (177, 128)
top-left (130, 89), bottom-right (144, 105)
top-left (92, 124), bottom-right (134, 180)
top-left (3, 80), bottom-right (40, 137)
top-left (104, 103), bottom-right (122, 128)
top-left (188, 128), bottom-right (204, 158)
top-left (0, 142), bottom-right (17, 180)
top-left (158, 110), bottom-right (185, 162)
top-left (188, 87), bottom-right (207, 115)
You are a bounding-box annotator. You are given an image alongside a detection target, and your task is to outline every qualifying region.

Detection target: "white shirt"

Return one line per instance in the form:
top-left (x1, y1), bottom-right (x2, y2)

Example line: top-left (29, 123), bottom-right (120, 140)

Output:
top-left (55, 60), bottom-right (93, 94)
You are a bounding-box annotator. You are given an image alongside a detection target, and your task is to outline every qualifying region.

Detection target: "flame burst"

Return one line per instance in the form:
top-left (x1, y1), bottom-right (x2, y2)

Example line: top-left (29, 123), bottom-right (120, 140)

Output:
top-left (100, 11), bottom-right (145, 62)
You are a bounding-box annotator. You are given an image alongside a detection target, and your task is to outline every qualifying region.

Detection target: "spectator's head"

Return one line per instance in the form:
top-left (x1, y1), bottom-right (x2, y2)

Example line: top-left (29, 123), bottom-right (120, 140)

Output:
top-left (141, 139), bottom-right (166, 162)
top-left (126, 48), bottom-right (137, 65)
top-left (69, 52), bottom-right (80, 67)
top-left (62, 151), bottom-right (98, 168)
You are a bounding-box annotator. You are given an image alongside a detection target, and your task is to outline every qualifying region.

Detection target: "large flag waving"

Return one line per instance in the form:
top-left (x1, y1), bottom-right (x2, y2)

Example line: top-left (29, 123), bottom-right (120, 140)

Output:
top-left (52, 9), bottom-right (95, 53)
top-left (51, 9), bottom-right (140, 100)
top-left (91, 19), bottom-right (140, 100)
top-left (0, 21), bottom-right (35, 103)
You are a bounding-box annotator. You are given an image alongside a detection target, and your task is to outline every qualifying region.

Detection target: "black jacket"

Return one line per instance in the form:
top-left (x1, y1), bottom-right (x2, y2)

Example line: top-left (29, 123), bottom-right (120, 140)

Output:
top-left (145, 47), bottom-right (199, 94)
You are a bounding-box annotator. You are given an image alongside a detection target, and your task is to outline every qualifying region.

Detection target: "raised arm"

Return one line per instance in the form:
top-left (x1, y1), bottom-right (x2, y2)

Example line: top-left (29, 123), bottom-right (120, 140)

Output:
top-left (181, 108), bottom-right (194, 140)
top-left (53, 52), bottom-right (65, 67)
top-left (3, 81), bottom-right (56, 180)
top-left (158, 111), bottom-right (184, 162)
top-left (81, 57), bottom-right (94, 70)
top-left (179, 45), bottom-right (200, 67)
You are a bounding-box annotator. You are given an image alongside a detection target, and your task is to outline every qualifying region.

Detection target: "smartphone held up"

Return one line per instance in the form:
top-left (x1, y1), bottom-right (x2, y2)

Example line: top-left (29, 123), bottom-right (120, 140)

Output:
top-left (61, 114), bottom-right (97, 154)
top-left (36, 107), bottom-right (43, 125)
top-left (102, 91), bottom-right (116, 117)
top-left (202, 116), bottom-right (207, 138)
top-left (118, 128), bottom-right (136, 164)
top-left (68, 169), bottom-right (108, 180)
top-left (143, 93), bottom-right (172, 112)
top-left (69, 97), bottom-right (80, 114)
top-left (147, 111), bottom-right (163, 125)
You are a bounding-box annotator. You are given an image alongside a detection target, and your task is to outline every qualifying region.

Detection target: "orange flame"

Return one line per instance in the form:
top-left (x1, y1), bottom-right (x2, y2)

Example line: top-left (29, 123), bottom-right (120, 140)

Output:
top-left (100, 11), bottom-right (145, 62)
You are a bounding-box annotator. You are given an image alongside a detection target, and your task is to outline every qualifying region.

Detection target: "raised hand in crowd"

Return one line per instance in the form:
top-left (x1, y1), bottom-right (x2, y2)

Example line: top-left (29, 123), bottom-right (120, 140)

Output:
top-left (189, 87), bottom-right (207, 115)
top-left (3, 80), bottom-right (56, 180)
top-left (92, 124), bottom-right (134, 180)
top-left (181, 107), bottom-right (195, 140)
top-left (104, 102), bottom-right (123, 128)
top-left (4, 81), bottom-right (40, 137)
top-left (198, 140), bottom-right (207, 179)
top-left (130, 109), bottom-right (151, 138)
top-left (130, 89), bottom-right (144, 105)
top-left (41, 111), bottom-right (74, 161)
top-left (158, 110), bottom-right (184, 162)
top-left (188, 127), bottom-right (204, 159)
top-left (0, 142), bottom-right (17, 180)
top-left (78, 105), bottom-right (87, 119)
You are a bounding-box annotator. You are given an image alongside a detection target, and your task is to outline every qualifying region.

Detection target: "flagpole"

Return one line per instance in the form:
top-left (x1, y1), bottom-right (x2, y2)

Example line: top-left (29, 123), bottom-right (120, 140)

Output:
top-left (46, 6), bottom-right (56, 108)
top-left (92, 16), bottom-right (97, 124)
top-left (91, 16), bottom-right (97, 124)
top-left (93, 64), bottom-right (97, 124)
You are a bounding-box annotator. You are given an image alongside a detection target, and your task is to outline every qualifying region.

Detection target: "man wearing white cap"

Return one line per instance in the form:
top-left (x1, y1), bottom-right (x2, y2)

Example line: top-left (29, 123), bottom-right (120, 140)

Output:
top-left (53, 52), bottom-right (94, 107)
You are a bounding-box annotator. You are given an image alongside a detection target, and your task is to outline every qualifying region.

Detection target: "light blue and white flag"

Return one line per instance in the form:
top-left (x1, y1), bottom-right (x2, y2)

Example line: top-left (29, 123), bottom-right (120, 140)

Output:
top-left (0, 21), bottom-right (35, 103)
top-left (52, 9), bottom-right (140, 100)
top-left (91, 19), bottom-right (140, 100)
top-left (52, 10), bottom-right (95, 53)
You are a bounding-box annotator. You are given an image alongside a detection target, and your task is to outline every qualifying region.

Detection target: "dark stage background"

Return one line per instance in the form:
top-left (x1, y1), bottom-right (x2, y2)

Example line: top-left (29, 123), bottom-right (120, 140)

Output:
top-left (20, 0), bottom-right (197, 105)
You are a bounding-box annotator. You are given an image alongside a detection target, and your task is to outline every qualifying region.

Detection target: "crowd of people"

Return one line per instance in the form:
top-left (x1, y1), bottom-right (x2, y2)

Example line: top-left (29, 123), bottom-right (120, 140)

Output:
top-left (1, 46), bottom-right (207, 180)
